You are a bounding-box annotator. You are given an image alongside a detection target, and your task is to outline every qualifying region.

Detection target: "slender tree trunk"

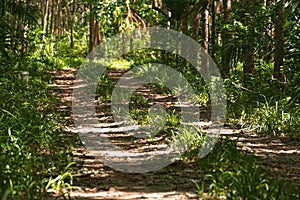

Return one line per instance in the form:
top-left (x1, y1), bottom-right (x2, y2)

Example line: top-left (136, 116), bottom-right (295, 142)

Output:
top-left (190, 4), bottom-right (201, 67)
top-left (274, 0), bottom-right (284, 81)
top-left (10, 3), bottom-right (16, 53)
top-left (21, 0), bottom-right (32, 55)
top-left (263, 0), bottom-right (273, 62)
top-left (153, 0), bottom-right (160, 26)
top-left (54, 0), bottom-right (59, 35)
top-left (202, 5), bottom-right (209, 53)
top-left (89, 3), bottom-right (101, 59)
top-left (94, 21), bottom-right (101, 46)
top-left (216, 0), bottom-right (222, 46)
top-left (221, 0), bottom-right (231, 78)
top-left (1, 0), bottom-right (4, 17)
top-left (181, 8), bottom-right (188, 34)
top-left (47, 0), bottom-right (52, 35)
top-left (69, 1), bottom-right (75, 48)
top-left (243, 1), bottom-right (256, 82)
top-left (59, 6), bottom-right (64, 35)
top-left (42, 0), bottom-right (49, 38)
top-left (202, 2), bottom-right (210, 74)
top-left (89, 3), bottom-right (95, 56)
top-left (70, 16), bottom-right (74, 49)
top-left (181, 6), bottom-right (189, 65)
top-left (211, 0), bottom-right (216, 59)
top-left (243, 45), bottom-right (255, 79)
top-left (50, 0), bottom-right (55, 35)
top-left (191, 5), bottom-right (201, 41)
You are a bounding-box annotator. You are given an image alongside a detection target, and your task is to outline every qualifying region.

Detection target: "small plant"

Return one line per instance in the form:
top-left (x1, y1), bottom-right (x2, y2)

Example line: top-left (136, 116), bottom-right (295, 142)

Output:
top-left (96, 74), bottom-right (115, 102)
top-left (246, 97), bottom-right (300, 136)
top-left (193, 139), bottom-right (291, 199)
top-left (0, 68), bottom-right (76, 199)
top-left (46, 162), bottom-right (77, 196)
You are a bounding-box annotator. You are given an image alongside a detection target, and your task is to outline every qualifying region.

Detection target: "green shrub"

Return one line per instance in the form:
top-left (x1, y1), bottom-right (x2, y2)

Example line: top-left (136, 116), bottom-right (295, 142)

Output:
top-left (194, 139), bottom-right (298, 199)
top-left (246, 97), bottom-right (300, 137)
top-left (0, 69), bottom-right (75, 199)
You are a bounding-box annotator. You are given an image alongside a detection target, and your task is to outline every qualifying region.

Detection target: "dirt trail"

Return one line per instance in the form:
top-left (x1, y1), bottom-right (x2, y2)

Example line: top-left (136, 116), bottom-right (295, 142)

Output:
top-left (49, 68), bottom-right (300, 199)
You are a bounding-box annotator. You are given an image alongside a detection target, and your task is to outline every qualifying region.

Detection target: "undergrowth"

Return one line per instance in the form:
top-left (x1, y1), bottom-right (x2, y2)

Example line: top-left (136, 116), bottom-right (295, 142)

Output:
top-left (0, 65), bottom-right (76, 199)
top-left (192, 138), bottom-right (299, 199)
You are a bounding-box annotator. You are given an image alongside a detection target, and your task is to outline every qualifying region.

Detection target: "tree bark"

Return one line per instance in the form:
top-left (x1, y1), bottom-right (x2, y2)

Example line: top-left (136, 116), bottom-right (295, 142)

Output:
top-left (10, 2), bottom-right (17, 53)
top-left (202, 5), bottom-right (209, 53)
top-left (221, 0), bottom-right (231, 78)
top-left (50, 0), bottom-right (55, 35)
top-left (1, 0), bottom-right (4, 17)
top-left (89, 2), bottom-right (95, 56)
top-left (89, 3), bottom-right (101, 59)
top-left (191, 5), bottom-right (201, 41)
top-left (201, 1), bottom-right (210, 75)
top-left (211, 0), bottom-right (216, 59)
top-left (274, 0), bottom-right (284, 81)
top-left (42, 0), bottom-right (49, 38)
top-left (69, 1), bottom-right (75, 48)
top-left (243, 45), bottom-right (255, 79)
top-left (243, 1), bottom-right (256, 82)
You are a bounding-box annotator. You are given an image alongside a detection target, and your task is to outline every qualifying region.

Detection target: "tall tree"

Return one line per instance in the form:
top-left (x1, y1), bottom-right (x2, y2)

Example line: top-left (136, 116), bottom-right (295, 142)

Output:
top-left (201, 0), bottom-right (210, 74)
top-left (42, 0), bottom-right (49, 39)
top-left (220, 0), bottom-right (231, 78)
top-left (68, 0), bottom-right (76, 48)
top-left (273, 0), bottom-right (284, 81)
top-left (210, 0), bottom-right (216, 59)
top-left (243, 1), bottom-right (256, 82)
top-left (88, 1), bottom-right (101, 58)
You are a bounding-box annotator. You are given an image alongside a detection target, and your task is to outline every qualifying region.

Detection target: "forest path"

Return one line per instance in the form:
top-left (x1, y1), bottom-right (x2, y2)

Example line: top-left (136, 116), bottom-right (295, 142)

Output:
top-left (49, 68), bottom-right (300, 199)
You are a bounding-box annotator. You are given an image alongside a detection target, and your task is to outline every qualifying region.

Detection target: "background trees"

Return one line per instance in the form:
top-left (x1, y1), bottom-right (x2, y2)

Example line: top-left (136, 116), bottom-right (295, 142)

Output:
top-left (1, 0), bottom-right (298, 85)
top-left (0, 0), bottom-right (299, 149)
top-left (0, 0), bottom-right (299, 199)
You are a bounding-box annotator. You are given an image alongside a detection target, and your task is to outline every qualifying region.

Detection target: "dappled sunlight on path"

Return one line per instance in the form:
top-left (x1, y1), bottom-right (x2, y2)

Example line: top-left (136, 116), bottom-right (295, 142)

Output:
top-left (49, 68), bottom-right (300, 199)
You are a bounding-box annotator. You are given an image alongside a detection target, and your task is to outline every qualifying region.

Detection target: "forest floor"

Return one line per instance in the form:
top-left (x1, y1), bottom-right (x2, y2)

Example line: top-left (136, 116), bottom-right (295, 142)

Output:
top-left (48, 68), bottom-right (300, 199)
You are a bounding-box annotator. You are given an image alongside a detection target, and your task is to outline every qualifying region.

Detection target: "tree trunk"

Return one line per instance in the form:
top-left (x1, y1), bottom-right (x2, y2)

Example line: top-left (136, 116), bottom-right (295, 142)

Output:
top-left (50, 0), bottom-right (55, 35)
top-left (94, 21), bottom-right (101, 47)
top-left (221, 0), bottom-right (231, 78)
top-left (243, 1), bottom-right (256, 82)
top-left (21, 0), bottom-right (32, 55)
top-left (190, 4), bottom-right (201, 67)
top-left (243, 45), bottom-right (255, 81)
top-left (181, 6), bottom-right (189, 65)
top-left (42, 0), bottom-right (49, 39)
top-left (54, 0), bottom-right (60, 35)
top-left (211, 0), bottom-right (216, 59)
top-left (89, 5), bottom-right (95, 58)
top-left (1, 0), bottom-right (4, 17)
top-left (274, 0), bottom-right (284, 81)
top-left (181, 8), bottom-right (188, 34)
top-left (89, 3), bottom-right (101, 59)
top-left (191, 5), bottom-right (201, 41)
top-left (201, 1), bottom-right (210, 75)
top-left (216, 0), bottom-right (222, 46)
top-left (10, 3), bottom-right (17, 53)
top-left (69, 1), bottom-right (75, 48)
top-left (202, 5), bottom-right (209, 53)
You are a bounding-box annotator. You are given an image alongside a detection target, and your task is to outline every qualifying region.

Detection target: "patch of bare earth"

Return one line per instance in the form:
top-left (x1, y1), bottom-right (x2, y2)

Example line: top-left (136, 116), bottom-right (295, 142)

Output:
top-left (49, 68), bottom-right (300, 199)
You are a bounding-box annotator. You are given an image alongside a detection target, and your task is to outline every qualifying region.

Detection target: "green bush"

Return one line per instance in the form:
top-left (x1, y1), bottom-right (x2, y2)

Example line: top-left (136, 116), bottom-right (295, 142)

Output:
top-left (194, 139), bottom-right (298, 199)
top-left (245, 97), bottom-right (300, 137)
top-left (0, 68), bottom-right (75, 199)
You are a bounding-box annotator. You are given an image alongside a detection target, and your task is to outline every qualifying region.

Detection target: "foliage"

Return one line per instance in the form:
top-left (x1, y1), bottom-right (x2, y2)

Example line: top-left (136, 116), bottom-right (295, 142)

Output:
top-left (0, 0), bottom-right (299, 199)
top-left (193, 139), bottom-right (299, 199)
top-left (0, 67), bottom-right (76, 199)
top-left (246, 97), bottom-right (300, 136)
top-left (45, 162), bottom-right (77, 196)
top-left (224, 70), bottom-right (300, 137)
